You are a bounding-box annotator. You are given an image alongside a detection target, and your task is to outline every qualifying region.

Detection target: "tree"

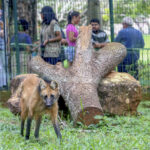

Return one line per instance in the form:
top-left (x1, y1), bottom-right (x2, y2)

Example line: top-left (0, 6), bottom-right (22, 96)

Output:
top-left (87, 0), bottom-right (102, 24)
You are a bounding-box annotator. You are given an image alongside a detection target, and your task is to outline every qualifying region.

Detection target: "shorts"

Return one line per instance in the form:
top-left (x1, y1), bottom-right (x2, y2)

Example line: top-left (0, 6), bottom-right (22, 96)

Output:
top-left (64, 46), bottom-right (75, 62)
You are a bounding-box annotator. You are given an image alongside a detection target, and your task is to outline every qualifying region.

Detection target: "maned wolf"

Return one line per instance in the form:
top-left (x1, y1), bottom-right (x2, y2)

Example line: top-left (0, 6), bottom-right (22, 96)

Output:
top-left (17, 75), bottom-right (61, 140)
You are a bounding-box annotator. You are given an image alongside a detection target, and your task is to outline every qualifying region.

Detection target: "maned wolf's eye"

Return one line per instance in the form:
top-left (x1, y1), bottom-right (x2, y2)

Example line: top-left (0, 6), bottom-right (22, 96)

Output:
top-left (51, 94), bottom-right (55, 99)
top-left (44, 95), bottom-right (47, 99)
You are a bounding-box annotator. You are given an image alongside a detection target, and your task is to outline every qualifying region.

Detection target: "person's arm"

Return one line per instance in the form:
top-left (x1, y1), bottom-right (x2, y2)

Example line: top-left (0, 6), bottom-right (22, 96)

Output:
top-left (0, 21), bottom-right (4, 29)
top-left (61, 39), bottom-right (68, 45)
top-left (93, 42), bottom-right (106, 49)
top-left (43, 31), bottom-right (62, 46)
top-left (68, 31), bottom-right (77, 42)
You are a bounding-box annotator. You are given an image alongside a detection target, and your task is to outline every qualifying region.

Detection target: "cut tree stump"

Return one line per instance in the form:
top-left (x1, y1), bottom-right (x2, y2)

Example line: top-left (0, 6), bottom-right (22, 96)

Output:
top-left (10, 74), bottom-right (38, 94)
top-left (28, 25), bottom-right (127, 126)
top-left (7, 74), bottom-right (38, 115)
top-left (98, 72), bottom-right (142, 115)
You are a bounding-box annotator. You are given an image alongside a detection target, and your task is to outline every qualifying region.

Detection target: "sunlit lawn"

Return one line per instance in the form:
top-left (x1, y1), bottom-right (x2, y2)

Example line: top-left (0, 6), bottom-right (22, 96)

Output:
top-left (0, 100), bottom-right (150, 150)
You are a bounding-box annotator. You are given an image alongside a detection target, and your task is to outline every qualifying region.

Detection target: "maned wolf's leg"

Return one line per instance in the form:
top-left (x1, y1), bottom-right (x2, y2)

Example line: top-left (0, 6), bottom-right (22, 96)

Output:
top-left (53, 120), bottom-right (62, 139)
top-left (21, 120), bottom-right (25, 136)
top-left (50, 103), bottom-right (62, 139)
top-left (34, 116), bottom-right (42, 139)
top-left (20, 104), bottom-right (27, 137)
top-left (25, 117), bottom-right (32, 140)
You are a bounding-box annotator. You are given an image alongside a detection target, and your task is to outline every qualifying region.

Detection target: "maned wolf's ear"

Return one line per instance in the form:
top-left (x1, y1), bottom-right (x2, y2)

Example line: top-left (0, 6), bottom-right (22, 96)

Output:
top-left (50, 81), bottom-right (58, 90)
top-left (39, 79), bottom-right (47, 90)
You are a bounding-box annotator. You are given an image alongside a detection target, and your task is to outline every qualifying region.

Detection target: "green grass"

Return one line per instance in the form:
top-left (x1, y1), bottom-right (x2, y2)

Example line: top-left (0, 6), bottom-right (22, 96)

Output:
top-left (144, 35), bottom-right (150, 49)
top-left (0, 101), bottom-right (150, 150)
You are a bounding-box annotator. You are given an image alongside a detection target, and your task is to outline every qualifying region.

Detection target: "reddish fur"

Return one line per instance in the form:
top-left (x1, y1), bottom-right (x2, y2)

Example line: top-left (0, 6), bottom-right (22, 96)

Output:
top-left (19, 75), bottom-right (60, 139)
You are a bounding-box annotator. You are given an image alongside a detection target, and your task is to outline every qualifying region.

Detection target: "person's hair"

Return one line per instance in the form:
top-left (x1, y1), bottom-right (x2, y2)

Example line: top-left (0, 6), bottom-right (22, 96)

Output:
top-left (90, 18), bottom-right (100, 25)
top-left (122, 17), bottom-right (133, 26)
top-left (41, 6), bottom-right (58, 25)
top-left (67, 11), bottom-right (80, 24)
top-left (18, 19), bottom-right (29, 31)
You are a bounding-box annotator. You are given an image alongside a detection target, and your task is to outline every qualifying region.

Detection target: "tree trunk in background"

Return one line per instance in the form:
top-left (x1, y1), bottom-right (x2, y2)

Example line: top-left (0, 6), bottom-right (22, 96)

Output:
top-left (87, 0), bottom-right (102, 25)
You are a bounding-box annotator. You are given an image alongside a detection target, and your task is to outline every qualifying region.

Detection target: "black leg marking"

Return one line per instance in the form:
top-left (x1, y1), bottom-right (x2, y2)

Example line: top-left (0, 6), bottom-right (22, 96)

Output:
top-left (21, 120), bottom-right (25, 136)
top-left (53, 122), bottom-right (62, 139)
top-left (34, 117), bottom-right (42, 139)
top-left (25, 117), bottom-right (32, 140)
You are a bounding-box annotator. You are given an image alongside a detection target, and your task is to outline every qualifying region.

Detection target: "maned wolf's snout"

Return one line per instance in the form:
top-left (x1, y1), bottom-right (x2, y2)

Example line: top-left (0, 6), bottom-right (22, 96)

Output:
top-left (45, 95), bottom-right (55, 107)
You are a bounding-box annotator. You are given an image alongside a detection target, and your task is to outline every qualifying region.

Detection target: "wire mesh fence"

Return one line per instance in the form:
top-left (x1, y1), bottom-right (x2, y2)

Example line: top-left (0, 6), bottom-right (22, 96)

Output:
top-left (0, 0), bottom-right (150, 94)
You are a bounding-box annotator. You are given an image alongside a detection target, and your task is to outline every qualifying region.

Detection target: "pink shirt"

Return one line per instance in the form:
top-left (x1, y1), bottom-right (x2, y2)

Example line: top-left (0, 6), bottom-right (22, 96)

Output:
top-left (66, 24), bottom-right (78, 47)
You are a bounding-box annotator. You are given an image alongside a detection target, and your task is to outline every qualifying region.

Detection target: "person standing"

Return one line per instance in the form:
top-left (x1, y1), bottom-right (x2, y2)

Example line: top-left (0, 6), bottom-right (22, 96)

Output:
top-left (65, 11), bottom-right (80, 65)
top-left (115, 17), bottom-right (145, 79)
top-left (90, 18), bottom-right (109, 50)
top-left (40, 6), bottom-right (62, 65)
top-left (10, 19), bottom-right (32, 77)
top-left (0, 20), bottom-right (6, 88)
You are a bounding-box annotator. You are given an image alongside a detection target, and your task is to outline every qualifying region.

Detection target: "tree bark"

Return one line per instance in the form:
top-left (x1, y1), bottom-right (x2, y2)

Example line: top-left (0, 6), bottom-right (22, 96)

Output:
top-left (29, 25), bottom-right (126, 125)
top-left (87, 0), bottom-right (102, 25)
top-left (98, 72), bottom-right (142, 115)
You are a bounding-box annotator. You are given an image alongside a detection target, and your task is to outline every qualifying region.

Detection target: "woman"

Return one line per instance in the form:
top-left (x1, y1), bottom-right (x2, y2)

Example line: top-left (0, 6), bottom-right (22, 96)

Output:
top-left (40, 6), bottom-right (62, 65)
top-left (65, 11), bottom-right (80, 64)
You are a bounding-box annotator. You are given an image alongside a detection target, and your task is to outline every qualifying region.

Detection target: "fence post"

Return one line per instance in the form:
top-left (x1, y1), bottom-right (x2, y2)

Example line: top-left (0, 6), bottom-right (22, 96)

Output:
top-left (13, 0), bottom-right (20, 75)
top-left (109, 0), bottom-right (114, 42)
top-left (2, 0), bottom-right (8, 88)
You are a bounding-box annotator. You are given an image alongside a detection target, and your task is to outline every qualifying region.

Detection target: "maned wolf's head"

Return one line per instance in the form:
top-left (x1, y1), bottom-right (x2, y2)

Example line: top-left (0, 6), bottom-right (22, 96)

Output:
top-left (38, 79), bottom-right (59, 108)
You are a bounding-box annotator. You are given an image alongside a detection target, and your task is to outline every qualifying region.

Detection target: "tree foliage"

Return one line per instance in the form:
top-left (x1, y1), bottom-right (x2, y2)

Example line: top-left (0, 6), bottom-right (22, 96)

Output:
top-left (114, 0), bottom-right (150, 23)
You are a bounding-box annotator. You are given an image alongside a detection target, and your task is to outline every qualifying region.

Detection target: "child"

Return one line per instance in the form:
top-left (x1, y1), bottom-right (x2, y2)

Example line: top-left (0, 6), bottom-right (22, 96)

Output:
top-left (64, 11), bottom-right (80, 66)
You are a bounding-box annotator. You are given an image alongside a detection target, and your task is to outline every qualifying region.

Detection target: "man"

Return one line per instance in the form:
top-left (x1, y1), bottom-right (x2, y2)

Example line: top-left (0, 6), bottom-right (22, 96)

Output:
top-left (90, 18), bottom-right (109, 50)
top-left (115, 17), bottom-right (145, 79)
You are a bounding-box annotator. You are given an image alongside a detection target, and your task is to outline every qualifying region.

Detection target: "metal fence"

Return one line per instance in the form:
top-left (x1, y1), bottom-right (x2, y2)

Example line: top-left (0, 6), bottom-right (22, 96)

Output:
top-left (0, 0), bottom-right (150, 93)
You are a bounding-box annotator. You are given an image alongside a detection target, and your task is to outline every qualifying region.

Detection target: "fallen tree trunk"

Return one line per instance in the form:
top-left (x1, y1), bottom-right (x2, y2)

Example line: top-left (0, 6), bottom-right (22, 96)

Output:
top-left (7, 74), bottom-right (39, 115)
top-left (28, 25), bottom-right (126, 125)
top-left (7, 26), bottom-right (127, 125)
top-left (98, 72), bottom-right (142, 115)
top-left (10, 74), bottom-right (38, 94)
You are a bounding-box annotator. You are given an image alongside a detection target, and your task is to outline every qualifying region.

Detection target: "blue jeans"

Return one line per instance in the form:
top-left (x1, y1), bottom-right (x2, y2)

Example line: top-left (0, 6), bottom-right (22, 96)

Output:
top-left (118, 51), bottom-right (139, 79)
